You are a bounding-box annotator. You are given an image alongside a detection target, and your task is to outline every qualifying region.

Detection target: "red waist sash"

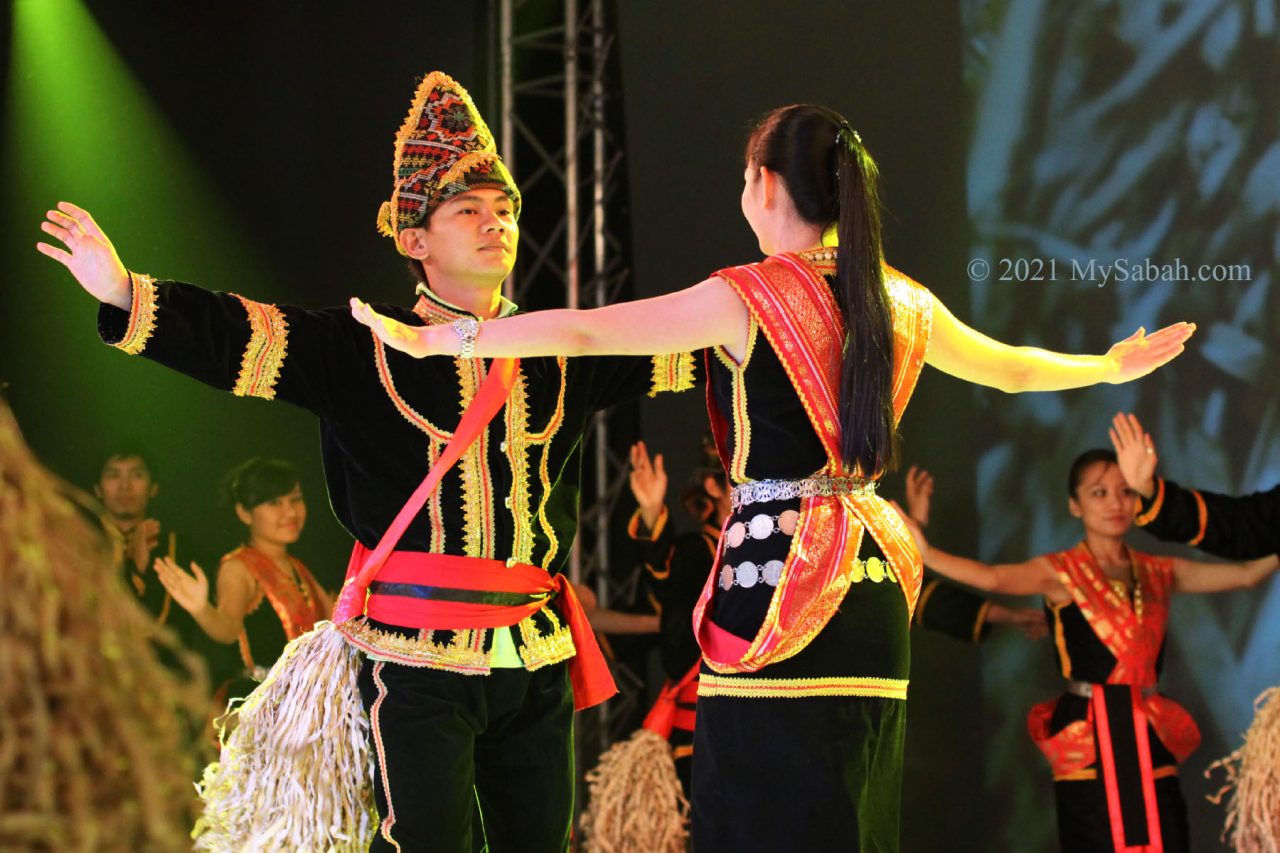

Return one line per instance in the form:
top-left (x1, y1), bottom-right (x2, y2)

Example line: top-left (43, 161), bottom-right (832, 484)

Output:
top-left (347, 544), bottom-right (614, 711)
top-left (642, 661), bottom-right (701, 739)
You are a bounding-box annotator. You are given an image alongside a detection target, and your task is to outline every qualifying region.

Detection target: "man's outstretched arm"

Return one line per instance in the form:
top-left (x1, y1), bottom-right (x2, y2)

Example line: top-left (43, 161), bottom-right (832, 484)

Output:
top-left (38, 202), bottom-right (375, 417)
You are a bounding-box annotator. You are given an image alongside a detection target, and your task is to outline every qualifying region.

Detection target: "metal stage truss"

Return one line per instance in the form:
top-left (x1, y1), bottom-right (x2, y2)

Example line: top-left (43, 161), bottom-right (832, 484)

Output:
top-left (491, 0), bottom-right (647, 768)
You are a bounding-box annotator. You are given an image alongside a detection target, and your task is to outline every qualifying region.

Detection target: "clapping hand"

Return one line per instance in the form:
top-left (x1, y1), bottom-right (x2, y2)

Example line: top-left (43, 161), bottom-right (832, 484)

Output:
top-left (629, 441), bottom-right (667, 511)
top-left (154, 556), bottom-right (210, 616)
top-left (904, 466), bottom-right (934, 528)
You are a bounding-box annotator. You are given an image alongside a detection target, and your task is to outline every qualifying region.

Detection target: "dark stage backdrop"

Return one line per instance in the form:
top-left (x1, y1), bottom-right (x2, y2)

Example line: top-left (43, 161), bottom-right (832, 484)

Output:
top-left (2, 2), bottom-right (487, 585)
top-left (2, 2), bottom-right (1275, 852)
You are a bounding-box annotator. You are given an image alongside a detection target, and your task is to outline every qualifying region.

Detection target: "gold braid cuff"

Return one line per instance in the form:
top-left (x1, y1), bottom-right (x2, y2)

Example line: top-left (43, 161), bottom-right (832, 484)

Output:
top-left (113, 272), bottom-right (158, 355)
top-left (231, 296), bottom-right (289, 400)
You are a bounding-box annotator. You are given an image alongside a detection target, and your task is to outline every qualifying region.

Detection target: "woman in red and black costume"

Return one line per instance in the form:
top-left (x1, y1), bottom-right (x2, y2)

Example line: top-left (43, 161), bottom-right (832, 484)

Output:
top-left (156, 458), bottom-right (331, 694)
top-left (902, 448), bottom-right (1278, 852)
top-left (355, 105), bottom-right (1194, 851)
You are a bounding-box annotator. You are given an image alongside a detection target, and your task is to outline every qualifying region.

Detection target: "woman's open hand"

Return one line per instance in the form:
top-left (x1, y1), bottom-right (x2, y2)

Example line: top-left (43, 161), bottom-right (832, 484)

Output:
top-left (1105, 323), bottom-right (1196, 383)
top-left (154, 556), bottom-right (210, 616)
top-left (350, 298), bottom-right (438, 358)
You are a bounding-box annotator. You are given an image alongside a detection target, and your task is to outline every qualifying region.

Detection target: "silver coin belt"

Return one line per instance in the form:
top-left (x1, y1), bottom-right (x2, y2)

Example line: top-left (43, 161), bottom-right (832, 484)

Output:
top-left (720, 559), bottom-right (787, 591)
top-left (723, 510), bottom-right (801, 549)
top-left (730, 475), bottom-right (876, 510)
top-left (720, 555), bottom-right (899, 591)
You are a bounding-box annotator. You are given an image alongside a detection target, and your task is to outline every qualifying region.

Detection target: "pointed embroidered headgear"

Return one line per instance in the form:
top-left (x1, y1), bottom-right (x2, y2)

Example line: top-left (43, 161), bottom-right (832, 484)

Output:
top-left (376, 71), bottom-right (521, 255)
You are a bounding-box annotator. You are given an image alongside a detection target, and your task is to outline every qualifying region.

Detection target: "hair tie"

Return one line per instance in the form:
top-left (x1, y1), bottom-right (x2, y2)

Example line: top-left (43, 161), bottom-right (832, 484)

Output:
top-left (834, 121), bottom-right (861, 150)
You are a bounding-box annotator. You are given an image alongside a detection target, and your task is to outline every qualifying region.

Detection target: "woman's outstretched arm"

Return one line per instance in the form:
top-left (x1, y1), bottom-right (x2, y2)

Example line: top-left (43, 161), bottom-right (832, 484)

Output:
top-left (925, 295), bottom-right (1194, 392)
top-left (895, 507), bottom-right (1062, 597)
top-left (925, 547), bottom-right (1061, 598)
top-left (1171, 554), bottom-right (1279, 594)
top-left (351, 276), bottom-right (750, 360)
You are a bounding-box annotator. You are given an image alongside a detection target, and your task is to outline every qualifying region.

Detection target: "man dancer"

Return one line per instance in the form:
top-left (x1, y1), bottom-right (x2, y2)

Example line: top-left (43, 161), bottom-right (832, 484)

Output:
top-left (94, 446), bottom-right (171, 621)
top-left (37, 71), bottom-right (696, 852)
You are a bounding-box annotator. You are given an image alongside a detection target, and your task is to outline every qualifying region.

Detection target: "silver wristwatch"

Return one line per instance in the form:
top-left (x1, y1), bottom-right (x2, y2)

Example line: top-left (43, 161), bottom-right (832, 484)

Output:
top-left (451, 316), bottom-right (480, 358)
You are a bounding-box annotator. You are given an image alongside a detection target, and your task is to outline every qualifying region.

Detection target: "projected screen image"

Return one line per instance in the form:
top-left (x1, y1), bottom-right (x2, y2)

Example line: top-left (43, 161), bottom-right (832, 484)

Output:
top-left (963, 0), bottom-right (1279, 849)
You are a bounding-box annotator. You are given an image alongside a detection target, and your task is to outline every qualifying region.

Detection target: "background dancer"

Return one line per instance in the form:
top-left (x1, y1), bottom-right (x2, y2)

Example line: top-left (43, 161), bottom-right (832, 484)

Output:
top-left (157, 457), bottom-right (329, 695)
top-left (902, 448), bottom-right (1278, 851)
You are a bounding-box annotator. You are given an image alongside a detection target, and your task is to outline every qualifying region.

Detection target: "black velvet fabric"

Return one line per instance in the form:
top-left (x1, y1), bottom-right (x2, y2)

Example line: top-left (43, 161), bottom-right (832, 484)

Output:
top-left (1054, 774), bottom-right (1189, 853)
top-left (357, 658), bottom-right (574, 853)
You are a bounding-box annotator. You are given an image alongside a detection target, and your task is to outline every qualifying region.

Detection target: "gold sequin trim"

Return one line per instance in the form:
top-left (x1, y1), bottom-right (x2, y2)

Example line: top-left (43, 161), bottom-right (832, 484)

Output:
top-left (884, 267), bottom-right (934, 425)
top-left (697, 674), bottom-right (908, 700)
top-left (532, 358), bottom-right (569, 568)
top-left (456, 357), bottom-right (494, 558)
top-left (517, 609), bottom-right (576, 670)
top-left (231, 295), bottom-right (289, 399)
top-left (648, 351), bottom-right (698, 397)
top-left (427, 439), bottom-right (446, 552)
top-left (526, 357), bottom-right (569, 442)
top-left (338, 619), bottom-right (491, 674)
top-left (713, 317), bottom-right (759, 482)
top-left (537, 443), bottom-right (560, 568)
top-left (369, 662), bottom-right (404, 851)
top-left (114, 272), bottom-right (158, 355)
top-left (373, 338), bottom-right (452, 440)
top-left (728, 356), bottom-right (751, 480)
top-left (504, 368), bottom-right (536, 564)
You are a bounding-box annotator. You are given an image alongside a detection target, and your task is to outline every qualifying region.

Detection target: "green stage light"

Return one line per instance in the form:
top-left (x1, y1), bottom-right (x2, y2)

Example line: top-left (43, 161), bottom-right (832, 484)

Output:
top-left (3, 0), bottom-right (270, 457)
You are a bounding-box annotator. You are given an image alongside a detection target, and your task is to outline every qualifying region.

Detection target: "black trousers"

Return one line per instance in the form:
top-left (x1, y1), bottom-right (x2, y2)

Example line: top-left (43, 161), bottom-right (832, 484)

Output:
top-left (357, 657), bottom-right (574, 853)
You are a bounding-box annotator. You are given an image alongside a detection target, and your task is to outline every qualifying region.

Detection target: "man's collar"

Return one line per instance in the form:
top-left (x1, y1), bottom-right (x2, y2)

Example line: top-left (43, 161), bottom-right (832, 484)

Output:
top-left (412, 283), bottom-right (518, 325)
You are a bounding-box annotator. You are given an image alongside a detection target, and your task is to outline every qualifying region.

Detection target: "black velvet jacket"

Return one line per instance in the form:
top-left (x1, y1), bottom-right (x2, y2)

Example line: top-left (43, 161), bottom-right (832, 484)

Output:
top-left (99, 274), bottom-right (699, 672)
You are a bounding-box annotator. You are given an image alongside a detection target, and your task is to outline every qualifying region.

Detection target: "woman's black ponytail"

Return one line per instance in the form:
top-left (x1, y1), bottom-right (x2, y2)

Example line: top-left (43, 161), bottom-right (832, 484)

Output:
top-left (746, 106), bottom-right (896, 476)
top-left (833, 125), bottom-right (895, 476)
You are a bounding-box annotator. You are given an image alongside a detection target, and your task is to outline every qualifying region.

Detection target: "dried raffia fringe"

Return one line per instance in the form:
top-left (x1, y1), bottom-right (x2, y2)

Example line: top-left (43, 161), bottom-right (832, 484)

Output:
top-left (578, 728), bottom-right (690, 853)
top-left (192, 621), bottom-right (377, 852)
top-left (0, 402), bottom-right (207, 852)
top-left (1207, 686), bottom-right (1280, 852)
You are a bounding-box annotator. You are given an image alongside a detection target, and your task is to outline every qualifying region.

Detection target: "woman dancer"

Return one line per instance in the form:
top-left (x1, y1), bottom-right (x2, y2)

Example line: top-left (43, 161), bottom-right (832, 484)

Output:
top-left (352, 104), bottom-right (1193, 850)
top-left (901, 449), bottom-right (1277, 851)
top-left (156, 457), bottom-right (331, 688)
